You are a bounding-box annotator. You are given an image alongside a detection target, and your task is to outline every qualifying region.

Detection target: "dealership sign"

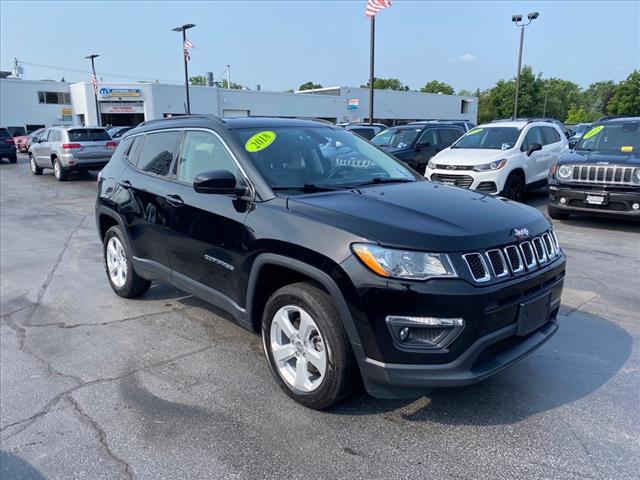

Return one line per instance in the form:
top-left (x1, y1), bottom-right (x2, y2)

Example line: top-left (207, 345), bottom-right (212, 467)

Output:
top-left (101, 103), bottom-right (144, 114)
top-left (99, 88), bottom-right (142, 98)
top-left (347, 98), bottom-right (359, 110)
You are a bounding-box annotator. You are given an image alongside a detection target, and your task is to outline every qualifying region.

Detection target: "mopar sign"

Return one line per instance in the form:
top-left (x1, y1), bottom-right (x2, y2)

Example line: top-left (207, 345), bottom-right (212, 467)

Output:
top-left (99, 88), bottom-right (142, 98)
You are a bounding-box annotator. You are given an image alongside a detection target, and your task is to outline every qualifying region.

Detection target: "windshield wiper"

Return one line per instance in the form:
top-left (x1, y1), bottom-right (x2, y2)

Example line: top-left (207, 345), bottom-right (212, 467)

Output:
top-left (347, 177), bottom-right (415, 187)
top-left (271, 184), bottom-right (348, 192)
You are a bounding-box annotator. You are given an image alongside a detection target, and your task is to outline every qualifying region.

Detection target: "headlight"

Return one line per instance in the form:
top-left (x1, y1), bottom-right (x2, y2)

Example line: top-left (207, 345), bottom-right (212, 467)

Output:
top-left (427, 160), bottom-right (436, 170)
top-left (351, 243), bottom-right (457, 280)
top-left (557, 165), bottom-right (573, 180)
top-left (472, 159), bottom-right (507, 172)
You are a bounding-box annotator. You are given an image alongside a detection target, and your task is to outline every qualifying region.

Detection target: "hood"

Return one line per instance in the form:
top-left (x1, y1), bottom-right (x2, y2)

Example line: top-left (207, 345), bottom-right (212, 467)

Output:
top-left (287, 181), bottom-right (549, 252)
top-left (431, 147), bottom-right (514, 166)
top-left (558, 150), bottom-right (640, 166)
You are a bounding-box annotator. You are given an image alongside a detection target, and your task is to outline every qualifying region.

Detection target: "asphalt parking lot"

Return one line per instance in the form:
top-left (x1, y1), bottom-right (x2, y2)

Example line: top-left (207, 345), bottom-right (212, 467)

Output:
top-left (1, 154), bottom-right (639, 480)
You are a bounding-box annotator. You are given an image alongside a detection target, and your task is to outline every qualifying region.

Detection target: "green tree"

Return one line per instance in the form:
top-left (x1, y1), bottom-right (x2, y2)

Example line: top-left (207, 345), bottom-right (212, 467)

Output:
top-left (298, 81), bottom-right (323, 91)
top-left (457, 89), bottom-right (474, 96)
top-left (607, 71), bottom-right (640, 116)
top-left (360, 77), bottom-right (409, 91)
top-left (565, 105), bottom-right (591, 124)
top-left (217, 79), bottom-right (246, 89)
top-left (581, 80), bottom-right (617, 119)
top-left (540, 78), bottom-right (581, 121)
top-left (189, 75), bottom-right (207, 86)
top-left (420, 81), bottom-right (454, 95)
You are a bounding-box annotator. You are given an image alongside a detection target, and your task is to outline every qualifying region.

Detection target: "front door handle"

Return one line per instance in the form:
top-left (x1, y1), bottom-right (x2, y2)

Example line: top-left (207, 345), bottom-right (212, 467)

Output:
top-left (165, 194), bottom-right (184, 207)
top-left (119, 179), bottom-right (133, 189)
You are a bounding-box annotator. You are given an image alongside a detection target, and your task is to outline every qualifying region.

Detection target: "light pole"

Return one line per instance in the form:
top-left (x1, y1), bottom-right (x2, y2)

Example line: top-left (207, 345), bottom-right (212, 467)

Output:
top-left (511, 12), bottom-right (539, 120)
top-left (172, 23), bottom-right (196, 114)
top-left (85, 54), bottom-right (100, 126)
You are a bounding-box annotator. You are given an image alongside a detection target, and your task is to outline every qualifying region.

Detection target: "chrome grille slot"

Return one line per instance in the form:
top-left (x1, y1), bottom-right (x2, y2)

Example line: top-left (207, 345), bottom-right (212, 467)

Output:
top-left (519, 241), bottom-right (537, 269)
top-left (532, 237), bottom-right (547, 263)
top-left (430, 174), bottom-right (474, 188)
top-left (549, 230), bottom-right (560, 254)
top-left (485, 249), bottom-right (508, 277)
top-left (462, 253), bottom-right (491, 282)
top-left (504, 245), bottom-right (524, 274)
top-left (542, 233), bottom-right (555, 258)
top-left (570, 164), bottom-right (636, 186)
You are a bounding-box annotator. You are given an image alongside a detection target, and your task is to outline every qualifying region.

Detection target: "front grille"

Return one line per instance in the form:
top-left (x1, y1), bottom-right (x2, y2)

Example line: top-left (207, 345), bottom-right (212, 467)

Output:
top-left (570, 164), bottom-right (636, 186)
top-left (462, 230), bottom-right (561, 283)
top-left (431, 174), bottom-right (474, 188)
top-left (462, 253), bottom-right (490, 282)
top-left (567, 199), bottom-right (629, 211)
top-left (432, 164), bottom-right (474, 171)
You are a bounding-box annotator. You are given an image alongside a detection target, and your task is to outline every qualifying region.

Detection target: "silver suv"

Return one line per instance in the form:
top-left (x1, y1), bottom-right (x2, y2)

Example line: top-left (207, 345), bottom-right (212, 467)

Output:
top-left (29, 126), bottom-right (116, 180)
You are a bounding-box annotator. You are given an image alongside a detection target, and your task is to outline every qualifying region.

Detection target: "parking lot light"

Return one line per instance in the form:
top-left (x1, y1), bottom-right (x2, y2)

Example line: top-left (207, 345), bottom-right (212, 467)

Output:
top-left (172, 23), bottom-right (196, 115)
top-left (511, 12), bottom-right (539, 119)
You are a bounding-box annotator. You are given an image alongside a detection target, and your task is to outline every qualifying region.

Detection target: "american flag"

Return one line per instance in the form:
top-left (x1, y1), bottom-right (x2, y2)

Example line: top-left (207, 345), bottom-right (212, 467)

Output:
top-left (90, 73), bottom-right (98, 94)
top-left (365, 0), bottom-right (391, 17)
top-left (184, 39), bottom-right (194, 61)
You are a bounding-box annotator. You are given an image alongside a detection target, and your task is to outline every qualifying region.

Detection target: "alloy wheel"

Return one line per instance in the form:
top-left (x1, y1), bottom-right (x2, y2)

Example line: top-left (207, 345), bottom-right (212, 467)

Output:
top-left (269, 305), bottom-right (327, 392)
top-left (54, 161), bottom-right (61, 179)
top-left (106, 236), bottom-right (128, 288)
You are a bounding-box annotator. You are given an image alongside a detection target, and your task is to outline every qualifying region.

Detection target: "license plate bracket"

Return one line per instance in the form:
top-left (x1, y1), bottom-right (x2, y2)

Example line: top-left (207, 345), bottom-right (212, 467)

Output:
top-left (585, 193), bottom-right (607, 205)
top-left (516, 293), bottom-right (551, 336)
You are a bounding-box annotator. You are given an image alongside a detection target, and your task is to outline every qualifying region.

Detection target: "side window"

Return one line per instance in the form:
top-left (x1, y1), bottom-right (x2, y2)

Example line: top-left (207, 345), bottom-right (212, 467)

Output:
top-left (48, 130), bottom-right (60, 142)
top-left (126, 136), bottom-right (144, 165)
top-left (136, 131), bottom-right (179, 176)
top-left (521, 127), bottom-right (544, 151)
top-left (417, 129), bottom-right (437, 146)
top-left (175, 131), bottom-right (239, 184)
top-left (438, 128), bottom-right (463, 145)
top-left (541, 126), bottom-right (561, 145)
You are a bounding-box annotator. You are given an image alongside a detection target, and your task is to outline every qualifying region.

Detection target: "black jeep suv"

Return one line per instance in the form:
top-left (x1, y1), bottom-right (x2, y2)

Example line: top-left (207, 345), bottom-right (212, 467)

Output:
top-left (548, 117), bottom-right (640, 220)
top-left (96, 116), bottom-right (565, 409)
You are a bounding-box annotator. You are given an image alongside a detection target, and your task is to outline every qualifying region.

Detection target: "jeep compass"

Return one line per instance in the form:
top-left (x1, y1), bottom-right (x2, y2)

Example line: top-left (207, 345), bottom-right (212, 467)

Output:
top-left (96, 116), bottom-right (566, 409)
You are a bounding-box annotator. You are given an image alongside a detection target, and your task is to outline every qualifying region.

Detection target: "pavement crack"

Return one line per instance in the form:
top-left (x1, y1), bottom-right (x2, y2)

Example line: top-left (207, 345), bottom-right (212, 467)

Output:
top-left (67, 395), bottom-right (134, 480)
top-left (564, 293), bottom-right (601, 317)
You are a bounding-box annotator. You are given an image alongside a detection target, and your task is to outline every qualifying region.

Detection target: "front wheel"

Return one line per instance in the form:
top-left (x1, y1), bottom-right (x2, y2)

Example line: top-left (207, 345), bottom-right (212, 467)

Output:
top-left (262, 282), bottom-right (358, 409)
top-left (30, 156), bottom-right (43, 175)
top-left (501, 173), bottom-right (525, 201)
top-left (103, 226), bottom-right (150, 298)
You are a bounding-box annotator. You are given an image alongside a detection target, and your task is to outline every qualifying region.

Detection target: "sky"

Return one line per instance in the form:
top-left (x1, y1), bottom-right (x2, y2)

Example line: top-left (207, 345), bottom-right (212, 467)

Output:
top-left (1, 0), bottom-right (638, 93)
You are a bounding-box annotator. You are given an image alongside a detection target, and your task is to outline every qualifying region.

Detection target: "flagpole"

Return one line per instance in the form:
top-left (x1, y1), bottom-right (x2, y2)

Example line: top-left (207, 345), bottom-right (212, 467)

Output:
top-left (368, 15), bottom-right (375, 125)
top-left (85, 54), bottom-right (101, 126)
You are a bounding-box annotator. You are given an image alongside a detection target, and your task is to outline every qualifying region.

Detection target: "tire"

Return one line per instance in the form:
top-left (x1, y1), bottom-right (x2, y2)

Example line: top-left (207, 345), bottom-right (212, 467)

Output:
top-left (53, 158), bottom-right (68, 181)
top-left (103, 226), bottom-right (150, 298)
top-left (30, 156), bottom-right (43, 175)
top-left (501, 173), bottom-right (525, 201)
top-left (547, 205), bottom-right (570, 220)
top-left (262, 281), bottom-right (358, 409)
top-left (8, 153), bottom-right (17, 164)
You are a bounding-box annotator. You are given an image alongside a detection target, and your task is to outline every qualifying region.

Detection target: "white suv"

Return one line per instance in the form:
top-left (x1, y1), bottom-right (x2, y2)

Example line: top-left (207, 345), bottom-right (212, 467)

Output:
top-left (425, 120), bottom-right (568, 201)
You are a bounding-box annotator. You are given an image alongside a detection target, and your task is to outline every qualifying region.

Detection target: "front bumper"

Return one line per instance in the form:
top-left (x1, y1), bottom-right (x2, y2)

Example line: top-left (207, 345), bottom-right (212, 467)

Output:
top-left (426, 167), bottom-right (505, 193)
top-left (549, 184), bottom-right (640, 217)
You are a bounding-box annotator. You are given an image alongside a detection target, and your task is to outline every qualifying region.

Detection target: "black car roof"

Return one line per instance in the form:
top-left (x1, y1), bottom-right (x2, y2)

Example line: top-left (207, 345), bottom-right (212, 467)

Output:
top-left (598, 116), bottom-right (639, 123)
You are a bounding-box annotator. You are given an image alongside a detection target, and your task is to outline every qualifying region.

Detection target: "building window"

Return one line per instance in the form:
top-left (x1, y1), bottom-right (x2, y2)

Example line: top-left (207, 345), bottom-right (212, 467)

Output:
top-left (37, 91), bottom-right (71, 104)
top-left (461, 100), bottom-right (470, 114)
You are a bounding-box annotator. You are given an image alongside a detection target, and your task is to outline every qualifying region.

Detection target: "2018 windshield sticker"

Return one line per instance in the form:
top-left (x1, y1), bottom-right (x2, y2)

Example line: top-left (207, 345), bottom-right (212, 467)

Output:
top-left (466, 128), bottom-right (482, 136)
top-left (582, 125), bottom-right (604, 139)
top-left (621, 146), bottom-right (633, 152)
top-left (245, 131), bottom-right (276, 152)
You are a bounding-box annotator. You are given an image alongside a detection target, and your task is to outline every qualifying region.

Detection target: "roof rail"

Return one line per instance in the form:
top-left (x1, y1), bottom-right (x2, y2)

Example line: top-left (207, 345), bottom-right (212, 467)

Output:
top-left (490, 117), bottom-right (560, 125)
top-left (137, 114), bottom-right (225, 128)
top-left (596, 115), bottom-right (625, 122)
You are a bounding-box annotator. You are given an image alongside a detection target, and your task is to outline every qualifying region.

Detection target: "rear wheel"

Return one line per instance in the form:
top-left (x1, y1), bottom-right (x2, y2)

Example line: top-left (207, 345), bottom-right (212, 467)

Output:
top-left (547, 205), bottom-right (570, 220)
top-left (8, 153), bottom-right (17, 164)
top-left (103, 226), bottom-right (150, 298)
top-left (30, 156), bottom-right (43, 175)
top-left (501, 173), bottom-right (525, 201)
top-left (262, 281), bottom-right (357, 409)
top-left (53, 158), bottom-right (68, 181)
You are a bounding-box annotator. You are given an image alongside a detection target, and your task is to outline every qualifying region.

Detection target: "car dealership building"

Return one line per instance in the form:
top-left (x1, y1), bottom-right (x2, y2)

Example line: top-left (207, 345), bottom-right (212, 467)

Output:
top-left (1, 77), bottom-right (477, 131)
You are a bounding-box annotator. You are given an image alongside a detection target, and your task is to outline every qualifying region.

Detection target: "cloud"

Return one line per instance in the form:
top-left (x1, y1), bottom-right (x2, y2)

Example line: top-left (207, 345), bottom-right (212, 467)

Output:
top-left (449, 53), bottom-right (476, 63)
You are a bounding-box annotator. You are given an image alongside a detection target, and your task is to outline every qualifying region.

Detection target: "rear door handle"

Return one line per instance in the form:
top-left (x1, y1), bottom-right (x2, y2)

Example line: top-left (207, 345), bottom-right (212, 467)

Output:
top-left (165, 194), bottom-right (184, 207)
top-left (119, 180), bottom-right (133, 189)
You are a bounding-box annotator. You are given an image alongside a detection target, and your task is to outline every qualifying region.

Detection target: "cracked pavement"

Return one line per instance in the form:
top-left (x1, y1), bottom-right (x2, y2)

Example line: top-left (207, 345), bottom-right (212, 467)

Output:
top-left (1, 155), bottom-right (639, 479)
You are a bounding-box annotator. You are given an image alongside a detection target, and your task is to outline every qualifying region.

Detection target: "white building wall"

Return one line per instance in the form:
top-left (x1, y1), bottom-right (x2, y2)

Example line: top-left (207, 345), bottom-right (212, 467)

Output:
top-left (0, 78), bottom-right (74, 128)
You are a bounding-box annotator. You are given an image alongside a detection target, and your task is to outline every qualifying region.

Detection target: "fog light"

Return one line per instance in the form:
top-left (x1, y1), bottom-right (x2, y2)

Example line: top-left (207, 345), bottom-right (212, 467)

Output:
top-left (386, 316), bottom-right (464, 327)
top-left (632, 203), bottom-right (639, 211)
top-left (560, 197), bottom-right (567, 205)
top-left (399, 327), bottom-right (410, 341)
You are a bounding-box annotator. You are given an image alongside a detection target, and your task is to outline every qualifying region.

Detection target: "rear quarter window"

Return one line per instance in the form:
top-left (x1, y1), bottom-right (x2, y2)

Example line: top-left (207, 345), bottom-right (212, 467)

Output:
top-left (0, 128), bottom-right (11, 139)
top-left (67, 129), bottom-right (111, 142)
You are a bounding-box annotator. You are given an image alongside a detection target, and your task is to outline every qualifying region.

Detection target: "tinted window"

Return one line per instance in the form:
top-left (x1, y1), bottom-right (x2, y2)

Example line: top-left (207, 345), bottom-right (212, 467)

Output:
top-left (417, 129), bottom-right (437, 146)
top-left (67, 129), bottom-right (111, 142)
top-left (521, 127), bottom-right (544, 151)
top-left (0, 128), bottom-right (11, 139)
top-left (348, 127), bottom-right (376, 140)
top-left (175, 131), bottom-right (239, 184)
top-left (136, 131), bottom-right (179, 176)
top-left (438, 128), bottom-right (463, 145)
top-left (372, 127), bottom-right (422, 148)
top-left (109, 136), bottom-right (135, 164)
top-left (541, 126), bottom-right (561, 145)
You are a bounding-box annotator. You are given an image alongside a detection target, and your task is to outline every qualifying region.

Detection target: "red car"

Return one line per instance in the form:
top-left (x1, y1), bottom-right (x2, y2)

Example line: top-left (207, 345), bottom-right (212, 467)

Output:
top-left (16, 128), bottom-right (45, 154)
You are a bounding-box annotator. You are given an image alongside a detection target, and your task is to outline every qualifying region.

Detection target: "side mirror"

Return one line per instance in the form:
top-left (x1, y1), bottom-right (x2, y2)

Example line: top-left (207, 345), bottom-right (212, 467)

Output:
top-left (527, 143), bottom-right (542, 156)
top-left (193, 170), bottom-right (248, 196)
top-left (569, 140), bottom-right (577, 149)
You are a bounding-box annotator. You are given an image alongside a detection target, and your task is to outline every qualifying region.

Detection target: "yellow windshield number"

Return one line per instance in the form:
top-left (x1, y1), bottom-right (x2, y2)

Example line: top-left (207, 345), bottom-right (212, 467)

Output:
top-left (245, 131), bottom-right (276, 152)
top-left (582, 125), bottom-right (604, 140)
top-left (466, 128), bottom-right (483, 136)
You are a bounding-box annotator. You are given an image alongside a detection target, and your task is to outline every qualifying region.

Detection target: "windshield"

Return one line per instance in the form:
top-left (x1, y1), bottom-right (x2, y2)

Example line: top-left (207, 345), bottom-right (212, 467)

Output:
top-left (573, 124), bottom-right (591, 135)
top-left (452, 127), bottom-right (520, 150)
top-left (68, 129), bottom-right (111, 142)
top-left (575, 122), bottom-right (640, 154)
top-left (371, 127), bottom-right (422, 148)
top-left (234, 126), bottom-right (418, 192)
